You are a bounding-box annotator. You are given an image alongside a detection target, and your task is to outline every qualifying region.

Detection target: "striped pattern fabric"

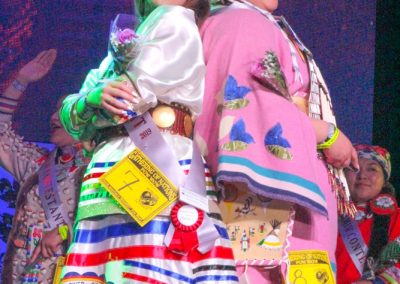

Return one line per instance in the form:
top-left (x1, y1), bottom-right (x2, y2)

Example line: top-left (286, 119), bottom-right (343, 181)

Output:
top-left (76, 140), bottom-right (218, 221)
top-left (61, 135), bottom-right (238, 283)
top-left (0, 95), bottom-right (19, 117)
top-left (61, 214), bottom-right (238, 283)
top-left (216, 155), bottom-right (327, 216)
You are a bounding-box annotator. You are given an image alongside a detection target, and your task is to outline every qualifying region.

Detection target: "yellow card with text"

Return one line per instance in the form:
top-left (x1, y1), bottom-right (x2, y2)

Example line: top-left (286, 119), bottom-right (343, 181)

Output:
top-left (99, 148), bottom-right (178, 226)
top-left (288, 250), bottom-right (335, 284)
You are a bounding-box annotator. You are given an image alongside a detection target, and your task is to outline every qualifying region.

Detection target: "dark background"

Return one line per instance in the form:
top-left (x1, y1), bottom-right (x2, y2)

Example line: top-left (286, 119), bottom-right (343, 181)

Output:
top-left (373, 0), bottom-right (400, 201)
top-left (2, 1), bottom-right (377, 145)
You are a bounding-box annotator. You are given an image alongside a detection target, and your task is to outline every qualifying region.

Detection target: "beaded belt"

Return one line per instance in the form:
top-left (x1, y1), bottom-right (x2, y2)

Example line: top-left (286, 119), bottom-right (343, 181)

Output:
top-left (150, 102), bottom-right (193, 138)
top-left (96, 102), bottom-right (193, 144)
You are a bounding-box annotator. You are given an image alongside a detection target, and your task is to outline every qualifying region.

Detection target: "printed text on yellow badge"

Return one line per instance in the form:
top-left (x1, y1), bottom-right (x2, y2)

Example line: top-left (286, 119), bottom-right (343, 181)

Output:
top-left (288, 250), bottom-right (335, 284)
top-left (100, 148), bottom-right (178, 226)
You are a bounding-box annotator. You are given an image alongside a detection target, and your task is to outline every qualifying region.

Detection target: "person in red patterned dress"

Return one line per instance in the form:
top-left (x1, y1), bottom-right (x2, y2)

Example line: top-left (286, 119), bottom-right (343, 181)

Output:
top-left (336, 144), bottom-right (400, 284)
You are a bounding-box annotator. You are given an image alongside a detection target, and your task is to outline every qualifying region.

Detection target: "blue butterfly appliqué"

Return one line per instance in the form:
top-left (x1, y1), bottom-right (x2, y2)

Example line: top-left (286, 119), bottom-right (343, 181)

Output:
top-left (230, 119), bottom-right (255, 144)
top-left (265, 123), bottom-right (291, 147)
top-left (264, 123), bottom-right (293, 160)
top-left (221, 119), bottom-right (255, 152)
top-left (224, 75), bottom-right (251, 101)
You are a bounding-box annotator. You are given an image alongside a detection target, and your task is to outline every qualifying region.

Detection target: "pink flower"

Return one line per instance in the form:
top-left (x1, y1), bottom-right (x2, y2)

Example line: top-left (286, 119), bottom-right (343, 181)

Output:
top-left (116, 28), bottom-right (137, 44)
top-left (250, 61), bottom-right (264, 79)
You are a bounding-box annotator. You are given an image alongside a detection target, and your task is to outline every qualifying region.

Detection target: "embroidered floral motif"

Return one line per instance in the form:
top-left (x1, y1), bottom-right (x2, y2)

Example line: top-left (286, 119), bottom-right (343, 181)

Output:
top-left (221, 119), bottom-right (254, 152)
top-left (354, 210), bottom-right (366, 222)
top-left (370, 194), bottom-right (397, 215)
top-left (250, 51), bottom-right (291, 101)
top-left (264, 123), bottom-right (293, 160)
top-left (376, 196), bottom-right (395, 208)
top-left (222, 75), bottom-right (251, 110)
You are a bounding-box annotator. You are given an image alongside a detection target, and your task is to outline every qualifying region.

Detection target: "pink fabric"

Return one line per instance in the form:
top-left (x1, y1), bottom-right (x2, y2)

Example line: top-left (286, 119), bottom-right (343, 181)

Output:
top-left (195, 6), bottom-right (338, 282)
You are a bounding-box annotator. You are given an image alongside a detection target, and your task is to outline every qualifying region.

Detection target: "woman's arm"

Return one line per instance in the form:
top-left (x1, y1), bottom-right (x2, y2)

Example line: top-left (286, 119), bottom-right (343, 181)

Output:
top-left (309, 118), bottom-right (359, 169)
top-left (59, 59), bottom-right (135, 140)
top-left (0, 50), bottom-right (56, 181)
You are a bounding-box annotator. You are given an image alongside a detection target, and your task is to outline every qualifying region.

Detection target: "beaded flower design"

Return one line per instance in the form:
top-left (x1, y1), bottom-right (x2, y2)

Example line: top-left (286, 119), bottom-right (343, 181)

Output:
top-left (250, 51), bottom-right (291, 101)
top-left (370, 194), bottom-right (398, 215)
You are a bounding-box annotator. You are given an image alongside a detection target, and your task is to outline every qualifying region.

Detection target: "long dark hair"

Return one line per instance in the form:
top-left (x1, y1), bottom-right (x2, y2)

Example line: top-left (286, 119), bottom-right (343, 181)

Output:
top-left (135, 0), bottom-right (210, 26)
top-left (364, 182), bottom-right (396, 272)
top-left (184, 0), bottom-right (210, 25)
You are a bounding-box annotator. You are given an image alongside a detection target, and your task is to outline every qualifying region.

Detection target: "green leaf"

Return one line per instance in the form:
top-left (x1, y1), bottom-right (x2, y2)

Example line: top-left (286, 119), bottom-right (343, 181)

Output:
top-left (223, 99), bottom-right (250, 110)
top-left (221, 141), bottom-right (249, 152)
top-left (267, 145), bottom-right (293, 160)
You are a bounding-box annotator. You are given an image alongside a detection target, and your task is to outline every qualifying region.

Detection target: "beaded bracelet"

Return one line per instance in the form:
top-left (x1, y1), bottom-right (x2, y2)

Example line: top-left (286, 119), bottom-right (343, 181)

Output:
top-left (58, 224), bottom-right (69, 241)
top-left (12, 79), bottom-right (27, 92)
top-left (317, 123), bottom-right (339, 150)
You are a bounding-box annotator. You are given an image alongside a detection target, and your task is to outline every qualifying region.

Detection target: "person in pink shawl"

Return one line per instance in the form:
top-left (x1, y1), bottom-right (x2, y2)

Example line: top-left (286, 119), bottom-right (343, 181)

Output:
top-left (194, 0), bottom-right (359, 282)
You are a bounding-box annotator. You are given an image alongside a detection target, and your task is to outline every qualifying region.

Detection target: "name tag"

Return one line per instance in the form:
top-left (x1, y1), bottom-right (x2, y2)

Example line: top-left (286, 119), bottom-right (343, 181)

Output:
top-left (100, 147), bottom-right (178, 226)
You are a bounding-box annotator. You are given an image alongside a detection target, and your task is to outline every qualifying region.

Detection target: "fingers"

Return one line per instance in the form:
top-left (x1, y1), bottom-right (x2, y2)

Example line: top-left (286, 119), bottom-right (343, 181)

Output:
top-left (325, 150), bottom-right (352, 169)
top-left (41, 240), bottom-right (60, 259)
top-left (38, 49), bottom-right (57, 68)
top-left (41, 241), bottom-right (53, 258)
top-left (43, 49), bottom-right (57, 67)
top-left (29, 242), bottom-right (41, 264)
top-left (102, 94), bottom-right (131, 111)
top-left (106, 81), bottom-right (135, 102)
top-left (46, 242), bottom-right (59, 257)
top-left (87, 80), bottom-right (138, 114)
top-left (350, 147), bottom-right (359, 171)
top-left (101, 101), bottom-right (126, 115)
top-left (101, 82), bottom-right (137, 115)
top-left (35, 50), bottom-right (48, 62)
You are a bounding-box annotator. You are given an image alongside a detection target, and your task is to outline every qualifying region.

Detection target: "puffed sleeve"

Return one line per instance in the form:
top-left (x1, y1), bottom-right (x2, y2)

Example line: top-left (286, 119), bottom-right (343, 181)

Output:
top-left (127, 5), bottom-right (205, 117)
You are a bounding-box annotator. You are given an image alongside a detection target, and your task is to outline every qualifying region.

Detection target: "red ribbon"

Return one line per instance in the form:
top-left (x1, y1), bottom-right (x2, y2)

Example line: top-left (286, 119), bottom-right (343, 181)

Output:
top-left (167, 202), bottom-right (204, 255)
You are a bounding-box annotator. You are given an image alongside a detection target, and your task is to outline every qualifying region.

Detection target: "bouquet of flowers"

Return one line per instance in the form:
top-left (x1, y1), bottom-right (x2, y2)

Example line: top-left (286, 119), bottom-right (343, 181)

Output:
top-left (97, 14), bottom-right (146, 124)
top-left (109, 14), bottom-right (140, 73)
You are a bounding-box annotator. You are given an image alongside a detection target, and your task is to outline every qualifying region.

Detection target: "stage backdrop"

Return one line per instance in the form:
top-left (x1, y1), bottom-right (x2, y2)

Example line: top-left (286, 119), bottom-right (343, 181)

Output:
top-left (0, 0), bottom-right (377, 272)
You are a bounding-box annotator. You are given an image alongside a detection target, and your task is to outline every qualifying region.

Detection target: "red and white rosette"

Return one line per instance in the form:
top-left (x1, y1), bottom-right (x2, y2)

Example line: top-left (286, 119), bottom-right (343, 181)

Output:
top-left (370, 194), bottom-right (398, 215)
top-left (165, 202), bottom-right (219, 255)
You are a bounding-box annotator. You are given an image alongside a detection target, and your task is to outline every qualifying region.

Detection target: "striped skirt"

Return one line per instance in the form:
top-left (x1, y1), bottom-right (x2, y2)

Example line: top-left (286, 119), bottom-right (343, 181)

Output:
top-left (61, 213), bottom-right (238, 284)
